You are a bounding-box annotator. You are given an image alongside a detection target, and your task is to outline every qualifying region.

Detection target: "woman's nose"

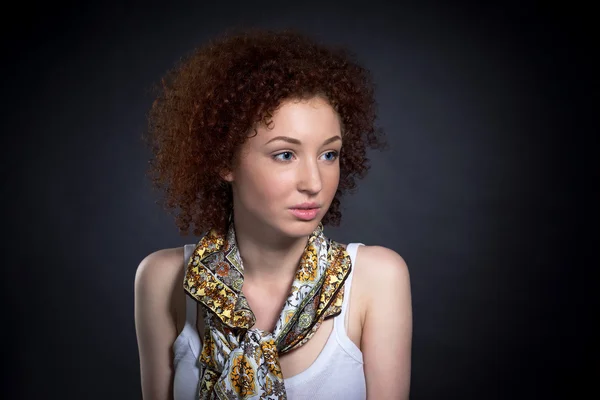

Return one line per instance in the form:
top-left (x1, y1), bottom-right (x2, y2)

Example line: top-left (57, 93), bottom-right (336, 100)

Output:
top-left (297, 158), bottom-right (322, 194)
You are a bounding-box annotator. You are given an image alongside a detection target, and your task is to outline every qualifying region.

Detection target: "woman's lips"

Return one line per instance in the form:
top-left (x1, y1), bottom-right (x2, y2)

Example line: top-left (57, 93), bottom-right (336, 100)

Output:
top-left (289, 208), bottom-right (320, 220)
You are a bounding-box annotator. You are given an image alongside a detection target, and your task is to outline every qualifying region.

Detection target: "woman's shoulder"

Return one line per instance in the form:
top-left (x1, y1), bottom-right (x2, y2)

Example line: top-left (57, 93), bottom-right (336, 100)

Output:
top-left (352, 244), bottom-right (410, 299)
top-left (134, 246), bottom-right (186, 299)
top-left (353, 244), bottom-right (408, 270)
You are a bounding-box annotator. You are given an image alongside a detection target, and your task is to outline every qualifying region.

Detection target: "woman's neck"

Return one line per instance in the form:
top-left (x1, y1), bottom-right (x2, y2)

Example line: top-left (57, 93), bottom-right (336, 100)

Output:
top-left (232, 214), bottom-right (309, 286)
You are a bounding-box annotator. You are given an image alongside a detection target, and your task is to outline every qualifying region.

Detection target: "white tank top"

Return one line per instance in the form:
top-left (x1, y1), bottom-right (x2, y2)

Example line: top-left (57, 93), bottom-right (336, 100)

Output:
top-left (173, 242), bottom-right (366, 400)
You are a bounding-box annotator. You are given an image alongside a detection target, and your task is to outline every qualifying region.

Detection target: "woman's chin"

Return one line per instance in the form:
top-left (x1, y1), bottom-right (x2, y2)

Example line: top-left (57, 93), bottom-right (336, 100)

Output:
top-left (278, 219), bottom-right (323, 238)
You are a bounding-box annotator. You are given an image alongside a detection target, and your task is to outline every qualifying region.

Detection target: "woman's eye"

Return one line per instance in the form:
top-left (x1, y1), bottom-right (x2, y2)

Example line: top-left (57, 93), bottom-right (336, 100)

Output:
top-left (273, 151), bottom-right (294, 161)
top-left (322, 151), bottom-right (339, 161)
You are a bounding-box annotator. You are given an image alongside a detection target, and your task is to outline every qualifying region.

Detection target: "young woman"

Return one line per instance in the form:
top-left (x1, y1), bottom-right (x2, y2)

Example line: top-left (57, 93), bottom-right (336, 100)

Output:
top-left (135, 29), bottom-right (412, 400)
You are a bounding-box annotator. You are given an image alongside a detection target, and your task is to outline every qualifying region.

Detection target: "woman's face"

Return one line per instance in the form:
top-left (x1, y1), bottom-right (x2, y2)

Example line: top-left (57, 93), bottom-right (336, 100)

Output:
top-left (224, 96), bottom-right (342, 238)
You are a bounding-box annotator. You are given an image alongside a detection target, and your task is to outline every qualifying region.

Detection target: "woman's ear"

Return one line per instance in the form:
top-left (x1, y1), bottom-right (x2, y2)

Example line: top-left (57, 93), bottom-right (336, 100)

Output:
top-left (220, 169), bottom-right (234, 183)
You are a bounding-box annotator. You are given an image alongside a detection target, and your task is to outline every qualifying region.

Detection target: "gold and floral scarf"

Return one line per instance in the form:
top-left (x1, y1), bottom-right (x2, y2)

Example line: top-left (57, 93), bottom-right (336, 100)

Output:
top-left (183, 222), bottom-right (352, 399)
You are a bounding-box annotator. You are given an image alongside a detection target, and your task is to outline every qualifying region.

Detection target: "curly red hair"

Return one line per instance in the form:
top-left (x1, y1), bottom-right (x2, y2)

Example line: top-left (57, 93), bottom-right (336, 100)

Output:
top-left (143, 28), bottom-right (386, 235)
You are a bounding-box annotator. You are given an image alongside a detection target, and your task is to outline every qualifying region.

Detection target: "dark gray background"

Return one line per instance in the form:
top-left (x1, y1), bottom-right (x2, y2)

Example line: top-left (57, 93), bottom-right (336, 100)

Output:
top-left (2, 1), bottom-right (597, 399)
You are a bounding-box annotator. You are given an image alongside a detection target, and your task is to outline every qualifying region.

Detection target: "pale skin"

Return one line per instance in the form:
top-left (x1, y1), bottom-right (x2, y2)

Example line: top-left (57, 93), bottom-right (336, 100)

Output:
top-left (135, 96), bottom-right (412, 399)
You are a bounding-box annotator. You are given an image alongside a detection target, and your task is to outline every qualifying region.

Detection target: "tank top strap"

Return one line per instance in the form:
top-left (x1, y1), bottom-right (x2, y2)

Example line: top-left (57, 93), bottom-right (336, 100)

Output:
top-left (339, 242), bottom-right (365, 327)
top-left (183, 244), bottom-right (198, 326)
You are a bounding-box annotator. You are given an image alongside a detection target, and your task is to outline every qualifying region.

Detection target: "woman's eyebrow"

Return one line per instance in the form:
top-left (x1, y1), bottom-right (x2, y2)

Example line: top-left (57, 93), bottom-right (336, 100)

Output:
top-left (265, 135), bottom-right (342, 145)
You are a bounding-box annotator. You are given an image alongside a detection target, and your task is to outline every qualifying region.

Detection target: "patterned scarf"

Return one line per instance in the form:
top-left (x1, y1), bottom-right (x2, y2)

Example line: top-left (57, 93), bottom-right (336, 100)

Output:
top-left (183, 221), bottom-right (352, 399)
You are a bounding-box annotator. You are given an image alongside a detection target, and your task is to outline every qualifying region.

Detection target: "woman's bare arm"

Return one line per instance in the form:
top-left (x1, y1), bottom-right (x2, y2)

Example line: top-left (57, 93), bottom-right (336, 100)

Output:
top-left (359, 245), bottom-right (413, 399)
top-left (134, 248), bottom-right (184, 400)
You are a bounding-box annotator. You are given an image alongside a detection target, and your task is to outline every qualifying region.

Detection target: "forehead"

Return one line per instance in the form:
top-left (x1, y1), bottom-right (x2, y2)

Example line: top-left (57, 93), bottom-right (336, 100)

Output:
top-left (253, 96), bottom-right (342, 142)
